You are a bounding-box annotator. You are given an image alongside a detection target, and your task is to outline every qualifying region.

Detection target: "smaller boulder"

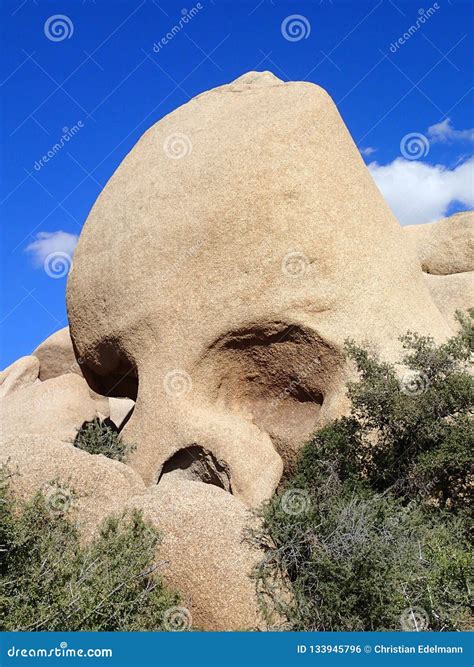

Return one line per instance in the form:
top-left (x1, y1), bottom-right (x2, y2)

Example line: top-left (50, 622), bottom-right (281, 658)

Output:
top-left (1, 374), bottom-right (98, 444)
top-left (404, 211), bottom-right (473, 275)
top-left (0, 355), bottom-right (39, 399)
top-left (32, 327), bottom-right (81, 381)
top-left (1, 435), bottom-right (145, 541)
top-left (128, 477), bottom-right (262, 631)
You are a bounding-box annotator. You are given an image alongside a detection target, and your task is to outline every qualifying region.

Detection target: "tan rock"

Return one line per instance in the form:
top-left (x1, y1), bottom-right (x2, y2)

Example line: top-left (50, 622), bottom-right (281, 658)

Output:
top-left (32, 327), bottom-right (81, 380)
top-left (67, 71), bottom-right (450, 505)
top-left (404, 212), bottom-right (473, 327)
top-left (31, 327), bottom-right (112, 417)
top-left (0, 355), bottom-right (39, 398)
top-left (2, 431), bottom-right (260, 629)
top-left (0, 374), bottom-right (98, 444)
top-left (404, 211), bottom-right (474, 275)
top-left (424, 272), bottom-right (474, 326)
top-left (1, 435), bottom-right (145, 541)
top-left (127, 477), bottom-right (261, 631)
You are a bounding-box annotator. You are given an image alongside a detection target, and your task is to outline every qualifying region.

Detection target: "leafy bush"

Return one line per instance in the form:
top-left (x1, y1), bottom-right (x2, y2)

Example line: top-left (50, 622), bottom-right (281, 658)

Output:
top-left (0, 468), bottom-right (179, 631)
top-left (252, 313), bottom-right (473, 631)
top-left (297, 311), bottom-right (473, 514)
top-left (74, 418), bottom-right (133, 462)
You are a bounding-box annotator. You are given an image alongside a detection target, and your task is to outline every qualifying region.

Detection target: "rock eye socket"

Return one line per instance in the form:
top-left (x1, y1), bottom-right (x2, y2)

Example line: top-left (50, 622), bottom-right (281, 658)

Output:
top-left (197, 321), bottom-right (342, 467)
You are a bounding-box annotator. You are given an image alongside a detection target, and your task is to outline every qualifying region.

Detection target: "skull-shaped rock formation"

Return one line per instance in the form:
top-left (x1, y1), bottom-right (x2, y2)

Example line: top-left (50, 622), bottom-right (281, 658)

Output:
top-left (67, 71), bottom-right (450, 507)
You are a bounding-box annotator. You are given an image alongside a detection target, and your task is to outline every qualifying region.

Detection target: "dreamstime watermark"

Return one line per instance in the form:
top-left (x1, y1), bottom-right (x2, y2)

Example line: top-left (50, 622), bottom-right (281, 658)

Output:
top-left (282, 251), bottom-right (310, 278)
top-left (163, 132), bottom-right (192, 159)
top-left (44, 251), bottom-right (74, 279)
top-left (389, 4), bottom-right (440, 53)
top-left (281, 15), bottom-right (311, 42)
top-left (399, 369), bottom-right (430, 395)
top-left (153, 4), bottom-right (204, 53)
top-left (44, 15), bottom-right (74, 42)
top-left (400, 132), bottom-right (430, 160)
top-left (163, 606), bottom-right (193, 631)
top-left (262, 355), bottom-right (323, 420)
top-left (45, 486), bottom-right (74, 516)
top-left (280, 488), bottom-right (311, 515)
top-left (160, 237), bottom-right (205, 283)
top-left (163, 369), bottom-right (193, 397)
top-left (8, 642), bottom-right (112, 658)
top-left (33, 122), bottom-right (84, 171)
top-left (400, 606), bottom-right (430, 631)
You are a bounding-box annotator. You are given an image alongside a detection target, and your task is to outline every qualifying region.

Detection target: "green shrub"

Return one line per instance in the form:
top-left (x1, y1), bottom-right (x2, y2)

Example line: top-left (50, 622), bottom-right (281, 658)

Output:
top-left (307, 311), bottom-right (473, 514)
top-left (253, 480), bottom-right (471, 631)
top-left (74, 418), bottom-right (133, 462)
top-left (0, 468), bottom-right (180, 631)
top-left (252, 313), bottom-right (473, 631)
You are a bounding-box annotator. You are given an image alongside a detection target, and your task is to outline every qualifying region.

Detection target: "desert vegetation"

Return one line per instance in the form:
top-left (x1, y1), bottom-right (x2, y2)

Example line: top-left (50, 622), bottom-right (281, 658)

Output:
top-left (73, 417), bottom-right (134, 462)
top-left (0, 466), bottom-right (179, 631)
top-left (1, 313), bottom-right (472, 631)
top-left (251, 311), bottom-right (473, 631)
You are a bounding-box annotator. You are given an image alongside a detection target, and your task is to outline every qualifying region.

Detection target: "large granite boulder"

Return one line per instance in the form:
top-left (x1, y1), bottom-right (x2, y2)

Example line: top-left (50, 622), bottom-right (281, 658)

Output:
top-left (67, 71), bottom-right (449, 504)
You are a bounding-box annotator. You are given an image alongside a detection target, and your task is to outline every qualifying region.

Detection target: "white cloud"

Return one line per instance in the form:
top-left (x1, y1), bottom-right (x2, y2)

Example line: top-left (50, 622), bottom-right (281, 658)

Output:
top-left (360, 146), bottom-right (377, 156)
top-left (427, 117), bottom-right (474, 143)
top-left (25, 231), bottom-right (78, 267)
top-left (368, 157), bottom-right (474, 226)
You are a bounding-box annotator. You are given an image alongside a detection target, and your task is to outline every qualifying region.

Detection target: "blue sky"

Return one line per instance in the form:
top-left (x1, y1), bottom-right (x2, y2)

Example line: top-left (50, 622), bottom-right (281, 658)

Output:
top-left (1, 0), bottom-right (473, 367)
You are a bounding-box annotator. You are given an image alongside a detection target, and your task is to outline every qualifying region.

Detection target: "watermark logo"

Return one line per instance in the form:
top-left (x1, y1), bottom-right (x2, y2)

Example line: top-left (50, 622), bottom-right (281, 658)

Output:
top-left (7, 643), bottom-right (112, 658)
top-left (163, 133), bottom-right (193, 159)
top-left (389, 3), bottom-right (440, 53)
top-left (153, 3), bottom-right (204, 53)
top-left (400, 132), bottom-right (430, 160)
top-left (44, 15), bottom-right (74, 42)
top-left (34, 121), bottom-right (84, 171)
top-left (160, 237), bottom-right (205, 284)
top-left (44, 251), bottom-right (73, 279)
top-left (163, 606), bottom-right (193, 631)
top-left (282, 251), bottom-right (310, 278)
top-left (399, 370), bottom-right (430, 395)
top-left (163, 369), bottom-right (193, 397)
top-left (281, 15), bottom-right (311, 42)
top-left (400, 606), bottom-right (430, 631)
top-left (280, 489), bottom-right (311, 515)
top-left (46, 486), bottom-right (73, 516)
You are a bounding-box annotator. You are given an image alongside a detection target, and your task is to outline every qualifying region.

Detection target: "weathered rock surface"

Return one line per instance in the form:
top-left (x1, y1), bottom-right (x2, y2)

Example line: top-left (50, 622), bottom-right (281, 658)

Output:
top-left (0, 435), bottom-right (145, 541)
top-left (67, 70), bottom-right (449, 502)
top-left (32, 327), bottom-right (81, 380)
top-left (424, 272), bottom-right (474, 326)
top-left (0, 374), bottom-right (98, 443)
top-left (0, 432), bottom-right (261, 630)
top-left (404, 212), bottom-right (473, 325)
top-left (127, 477), bottom-right (261, 631)
top-left (31, 326), bottom-right (112, 417)
top-left (404, 211), bottom-right (474, 275)
top-left (0, 355), bottom-right (39, 399)
top-left (5, 71), bottom-right (471, 633)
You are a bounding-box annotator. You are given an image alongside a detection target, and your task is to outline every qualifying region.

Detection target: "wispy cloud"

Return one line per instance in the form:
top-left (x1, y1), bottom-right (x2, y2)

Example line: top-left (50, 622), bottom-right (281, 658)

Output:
top-left (427, 118), bottom-right (474, 144)
top-left (360, 146), bottom-right (377, 157)
top-left (25, 231), bottom-right (78, 267)
top-left (368, 157), bottom-right (474, 226)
